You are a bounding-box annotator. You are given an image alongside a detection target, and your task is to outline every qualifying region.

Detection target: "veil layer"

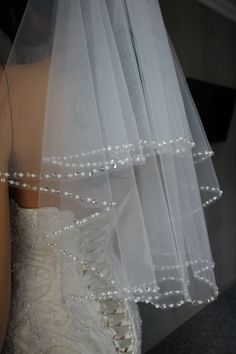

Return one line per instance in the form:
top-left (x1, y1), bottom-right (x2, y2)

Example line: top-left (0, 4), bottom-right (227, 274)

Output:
top-left (0, 0), bottom-right (222, 309)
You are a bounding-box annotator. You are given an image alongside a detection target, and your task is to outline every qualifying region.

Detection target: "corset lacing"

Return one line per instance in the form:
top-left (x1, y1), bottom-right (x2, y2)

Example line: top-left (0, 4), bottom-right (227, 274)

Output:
top-left (101, 299), bottom-right (137, 353)
top-left (79, 211), bottom-right (140, 353)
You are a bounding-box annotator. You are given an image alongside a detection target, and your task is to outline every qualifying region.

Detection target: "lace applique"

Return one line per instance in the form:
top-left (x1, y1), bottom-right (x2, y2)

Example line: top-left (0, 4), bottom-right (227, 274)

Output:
top-left (3, 200), bottom-right (141, 354)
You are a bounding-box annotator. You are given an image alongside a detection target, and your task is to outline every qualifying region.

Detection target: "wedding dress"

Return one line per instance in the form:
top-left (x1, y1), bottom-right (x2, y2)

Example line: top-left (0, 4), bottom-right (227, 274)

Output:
top-left (3, 200), bottom-right (141, 353)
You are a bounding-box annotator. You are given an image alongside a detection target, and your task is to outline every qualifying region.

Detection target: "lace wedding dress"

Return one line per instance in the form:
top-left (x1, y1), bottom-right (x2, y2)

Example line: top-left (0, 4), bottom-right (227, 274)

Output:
top-left (3, 200), bottom-right (142, 354)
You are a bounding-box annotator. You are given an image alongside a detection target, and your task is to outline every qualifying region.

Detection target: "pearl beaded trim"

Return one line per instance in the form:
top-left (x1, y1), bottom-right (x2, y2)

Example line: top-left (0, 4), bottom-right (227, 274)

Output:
top-left (0, 135), bottom-right (215, 184)
top-left (200, 186), bottom-right (223, 207)
top-left (43, 148), bottom-right (214, 177)
top-left (1, 162), bottom-right (216, 221)
top-left (193, 150), bottom-right (214, 164)
top-left (43, 215), bottom-right (219, 307)
top-left (0, 170), bottom-right (223, 213)
top-left (0, 177), bottom-right (117, 210)
top-left (43, 136), bottom-right (195, 162)
top-left (16, 197), bottom-right (214, 312)
top-left (2, 150), bottom-right (214, 181)
top-left (41, 137), bottom-right (213, 176)
top-left (2, 136), bottom-right (221, 311)
top-left (63, 288), bottom-right (219, 310)
top-left (10, 199), bottom-right (219, 313)
top-left (0, 137), bottom-right (216, 183)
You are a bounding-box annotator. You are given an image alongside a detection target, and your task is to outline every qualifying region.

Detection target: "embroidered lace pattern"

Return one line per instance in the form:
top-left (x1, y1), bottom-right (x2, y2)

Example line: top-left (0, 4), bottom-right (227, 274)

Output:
top-left (3, 200), bottom-right (141, 354)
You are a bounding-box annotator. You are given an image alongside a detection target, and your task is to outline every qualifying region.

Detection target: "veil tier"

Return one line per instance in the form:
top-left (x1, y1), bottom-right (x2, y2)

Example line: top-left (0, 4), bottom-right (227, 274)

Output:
top-left (0, 0), bottom-right (222, 309)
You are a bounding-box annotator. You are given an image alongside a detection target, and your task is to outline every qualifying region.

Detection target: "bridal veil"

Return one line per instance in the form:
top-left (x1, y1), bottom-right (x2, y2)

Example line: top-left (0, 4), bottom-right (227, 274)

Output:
top-left (0, 0), bottom-right (222, 309)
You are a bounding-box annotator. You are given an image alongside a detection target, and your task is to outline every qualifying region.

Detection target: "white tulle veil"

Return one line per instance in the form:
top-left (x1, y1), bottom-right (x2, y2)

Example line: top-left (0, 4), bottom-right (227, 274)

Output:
top-left (0, 0), bottom-right (222, 309)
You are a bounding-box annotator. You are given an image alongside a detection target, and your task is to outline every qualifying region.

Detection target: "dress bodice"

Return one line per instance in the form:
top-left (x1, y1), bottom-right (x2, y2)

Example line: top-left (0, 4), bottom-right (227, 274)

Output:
top-left (3, 200), bottom-right (141, 354)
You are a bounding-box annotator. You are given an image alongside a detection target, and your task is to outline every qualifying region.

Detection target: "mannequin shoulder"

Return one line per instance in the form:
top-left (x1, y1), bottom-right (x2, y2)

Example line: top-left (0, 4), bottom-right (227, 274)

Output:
top-left (6, 59), bottom-right (50, 90)
top-left (3, 60), bottom-right (50, 124)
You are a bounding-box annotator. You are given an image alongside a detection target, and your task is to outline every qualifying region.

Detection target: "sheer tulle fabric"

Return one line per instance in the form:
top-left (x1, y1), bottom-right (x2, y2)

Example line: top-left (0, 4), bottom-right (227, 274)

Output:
top-left (0, 0), bottom-right (222, 309)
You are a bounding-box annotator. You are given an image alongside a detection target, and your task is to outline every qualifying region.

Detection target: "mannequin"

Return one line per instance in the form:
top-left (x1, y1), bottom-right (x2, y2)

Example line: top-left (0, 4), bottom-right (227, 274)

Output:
top-left (0, 60), bottom-right (67, 208)
top-left (1, 61), bottom-right (142, 353)
top-left (0, 64), bottom-right (11, 349)
top-left (0, 61), bottom-right (106, 348)
top-left (0, 61), bottom-right (56, 348)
